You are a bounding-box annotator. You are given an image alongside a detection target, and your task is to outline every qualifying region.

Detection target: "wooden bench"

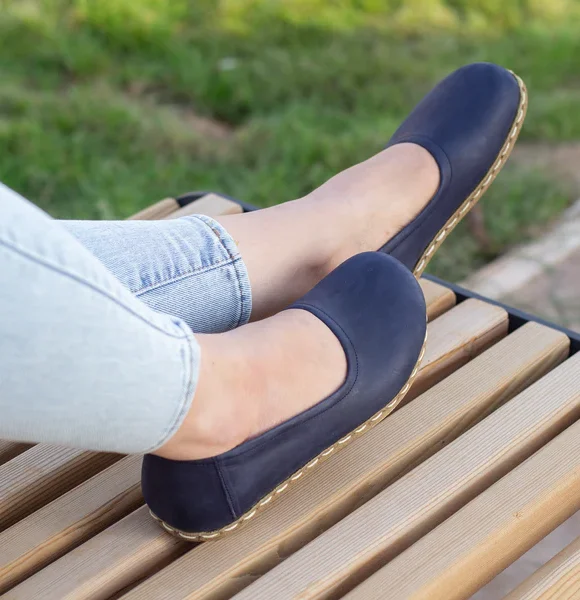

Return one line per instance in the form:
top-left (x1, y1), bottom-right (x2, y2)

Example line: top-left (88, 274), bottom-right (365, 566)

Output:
top-left (1, 193), bottom-right (579, 599)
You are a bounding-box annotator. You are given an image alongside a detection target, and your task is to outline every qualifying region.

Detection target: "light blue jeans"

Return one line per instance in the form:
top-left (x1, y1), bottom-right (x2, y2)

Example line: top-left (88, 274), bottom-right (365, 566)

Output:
top-left (0, 183), bottom-right (252, 454)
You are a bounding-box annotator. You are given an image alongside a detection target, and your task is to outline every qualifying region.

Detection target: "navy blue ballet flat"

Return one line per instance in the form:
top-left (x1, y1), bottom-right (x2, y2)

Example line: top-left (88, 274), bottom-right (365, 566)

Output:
top-left (381, 62), bottom-right (527, 276)
top-left (142, 252), bottom-right (427, 541)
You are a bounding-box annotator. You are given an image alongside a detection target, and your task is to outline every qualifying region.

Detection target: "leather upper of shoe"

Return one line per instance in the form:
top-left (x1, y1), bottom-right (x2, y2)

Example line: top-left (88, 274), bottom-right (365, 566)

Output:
top-left (142, 252), bottom-right (427, 533)
top-left (380, 62), bottom-right (522, 270)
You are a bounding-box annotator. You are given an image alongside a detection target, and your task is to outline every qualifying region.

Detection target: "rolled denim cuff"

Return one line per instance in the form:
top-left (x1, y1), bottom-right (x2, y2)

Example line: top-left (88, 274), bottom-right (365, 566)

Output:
top-left (185, 215), bottom-right (253, 330)
top-left (64, 213), bottom-right (253, 334)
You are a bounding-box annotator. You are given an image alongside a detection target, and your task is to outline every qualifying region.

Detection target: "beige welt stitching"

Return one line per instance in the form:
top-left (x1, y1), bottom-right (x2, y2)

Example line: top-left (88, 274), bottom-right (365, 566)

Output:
top-left (412, 71), bottom-right (528, 278)
top-left (151, 335), bottom-right (427, 542)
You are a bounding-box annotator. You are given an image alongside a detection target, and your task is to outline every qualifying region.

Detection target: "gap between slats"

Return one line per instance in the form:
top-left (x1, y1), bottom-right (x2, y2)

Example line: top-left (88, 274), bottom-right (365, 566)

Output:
top-left (0, 457), bottom-right (142, 594)
top-left (503, 532), bottom-right (580, 599)
top-left (233, 350), bottom-right (580, 600)
top-left (346, 396), bottom-right (580, 600)
top-left (0, 442), bottom-right (33, 467)
top-left (0, 447), bottom-right (120, 532)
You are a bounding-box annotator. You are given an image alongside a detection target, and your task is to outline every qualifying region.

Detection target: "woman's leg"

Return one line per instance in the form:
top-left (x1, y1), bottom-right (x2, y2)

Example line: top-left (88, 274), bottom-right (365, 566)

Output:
top-left (0, 182), bottom-right (345, 459)
top-left (63, 143), bottom-right (438, 325)
top-left (0, 142), bottom-right (436, 456)
top-left (0, 183), bottom-right (202, 454)
top-left (155, 144), bottom-right (438, 460)
top-left (218, 143), bottom-right (438, 319)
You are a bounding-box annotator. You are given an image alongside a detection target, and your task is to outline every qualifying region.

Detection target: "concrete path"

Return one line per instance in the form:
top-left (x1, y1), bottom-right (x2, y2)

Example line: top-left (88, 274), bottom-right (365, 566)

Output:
top-left (503, 247), bottom-right (580, 332)
top-left (463, 198), bottom-right (580, 334)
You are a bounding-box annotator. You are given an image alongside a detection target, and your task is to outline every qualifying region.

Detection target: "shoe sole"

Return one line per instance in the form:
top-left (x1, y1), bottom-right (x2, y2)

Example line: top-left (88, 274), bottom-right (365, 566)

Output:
top-left (150, 333), bottom-right (428, 542)
top-left (412, 71), bottom-right (528, 278)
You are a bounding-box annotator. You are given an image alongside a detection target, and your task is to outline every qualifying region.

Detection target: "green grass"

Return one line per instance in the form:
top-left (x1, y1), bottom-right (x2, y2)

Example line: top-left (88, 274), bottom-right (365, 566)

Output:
top-left (1, 0), bottom-right (578, 280)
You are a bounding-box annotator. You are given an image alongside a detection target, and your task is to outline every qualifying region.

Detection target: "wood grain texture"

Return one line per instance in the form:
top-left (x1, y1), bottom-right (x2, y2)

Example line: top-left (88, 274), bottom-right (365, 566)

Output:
top-left (0, 442), bottom-right (33, 467)
top-left (347, 400), bottom-right (580, 600)
top-left (164, 194), bottom-right (243, 219)
top-left (408, 298), bottom-right (508, 401)
top-left (504, 534), bottom-right (580, 599)
top-left (235, 352), bottom-right (580, 600)
top-left (121, 323), bottom-right (568, 600)
top-left (0, 456), bottom-right (142, 594)
top-left (127, 198), bottom-right (180, 220)
top-left (0, 446), bottom-right (119, 532)
top-left (4, 506), bottom-right (188, 600)
top-left (5, 298), bottom-right (517, 600)
top-left (419, 279), bottom-right (456, 321)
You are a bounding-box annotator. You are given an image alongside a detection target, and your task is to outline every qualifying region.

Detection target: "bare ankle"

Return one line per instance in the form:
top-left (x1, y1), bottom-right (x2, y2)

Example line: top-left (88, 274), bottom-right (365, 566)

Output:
top-left (153, 334), bottom-right (255, 460)
top-left (153, 310), bottom-right (346, 461)
top-left (302, 143), bottom-right (439, 274)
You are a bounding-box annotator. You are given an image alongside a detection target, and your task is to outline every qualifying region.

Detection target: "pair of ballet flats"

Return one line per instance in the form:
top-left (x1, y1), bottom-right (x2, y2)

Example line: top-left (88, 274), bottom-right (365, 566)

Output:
top-left (143, 62), bottom-right (527, 540)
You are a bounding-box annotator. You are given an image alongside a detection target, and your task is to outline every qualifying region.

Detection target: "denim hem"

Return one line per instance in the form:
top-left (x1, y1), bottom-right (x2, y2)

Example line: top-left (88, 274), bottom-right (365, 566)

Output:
top-left (63, 212), bottom-right (254, 334)
top-left (194, 215), bottom-right (253, 327)
top-left (145, 323), bottom-right (201, 453)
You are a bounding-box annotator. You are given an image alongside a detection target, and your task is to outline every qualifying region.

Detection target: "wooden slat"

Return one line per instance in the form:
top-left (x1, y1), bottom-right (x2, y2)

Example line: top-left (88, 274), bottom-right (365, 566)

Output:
top-left (127, 198), bottom-right (180, 220)
top-left (164, 194), bottom-right (243, 219)
top-left (347, 411), bottom-right (580, 600)
top-left (504, 534), bottom-right (580, 599)
top-left (0, 442), bottom-right (32, 467)
top-left (407, 298), bottom-right (507, 401)
top-left (3, 507), bottom-right (187, 600)
top-left (419, 279), bottom-right (456, 321)
top-left (0, 446), bottom-right (119, 532)
top-left (121, 323), bottom-right (568, 600)
top-left (4, 299), bottom-right (514, 600)
top-left (0, 456), bottom-right (142, 594)
top-left (234, 351), bottom-right (580, 600)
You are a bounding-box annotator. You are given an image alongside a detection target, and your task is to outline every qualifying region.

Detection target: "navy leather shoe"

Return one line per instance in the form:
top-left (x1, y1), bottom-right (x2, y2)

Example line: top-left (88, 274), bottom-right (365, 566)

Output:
top-left (381, 62), bottom-right (527, 276)
top-left (142, 252), bottom-right (427, 541)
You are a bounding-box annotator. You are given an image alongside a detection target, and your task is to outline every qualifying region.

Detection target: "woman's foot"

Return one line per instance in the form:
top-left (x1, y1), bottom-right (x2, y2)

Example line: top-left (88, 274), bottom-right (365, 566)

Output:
top-left (214, 64), bottom-right (525, 320)
top-left (155, 307), bottom-right (347, 461)
top-left (144, 253), bottom-right (427, 540)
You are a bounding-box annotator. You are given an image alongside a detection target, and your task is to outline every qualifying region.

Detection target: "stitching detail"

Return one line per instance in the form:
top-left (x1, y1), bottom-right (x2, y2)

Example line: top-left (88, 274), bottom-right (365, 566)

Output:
top-left (203, 217), bottom-right (248, 329)
top-left (135, 256), bottom-right (240, 296)
top-left (134, 215), bottom-right (240, 296)
top-left (231, 255), bottom-right (252, 328)
top-left (188, 214), bottom-right (252, 328)
top-left (151, 332), bottom-right (427, 541)
top-left (215, 458), bottom-right (240, 519)
top-left (413, 71), bottom-right (527, 277)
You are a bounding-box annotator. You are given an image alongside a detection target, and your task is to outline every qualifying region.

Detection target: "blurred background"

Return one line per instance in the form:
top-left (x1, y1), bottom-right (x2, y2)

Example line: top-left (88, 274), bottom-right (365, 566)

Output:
top-left (2, 0), bottom-right (580, 281)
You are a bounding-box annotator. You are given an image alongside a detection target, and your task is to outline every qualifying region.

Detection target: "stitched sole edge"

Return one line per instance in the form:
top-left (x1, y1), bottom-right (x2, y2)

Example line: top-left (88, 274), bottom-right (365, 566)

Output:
top-left (150, 331), bottom-right (428, 542)
top-left (412, 70), bottom-right (528, 278)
